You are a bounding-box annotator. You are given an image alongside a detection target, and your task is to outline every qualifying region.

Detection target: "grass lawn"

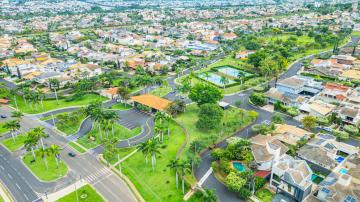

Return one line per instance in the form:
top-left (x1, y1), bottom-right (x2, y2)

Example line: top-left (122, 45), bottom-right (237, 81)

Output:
top-left (108, 103), bottom-right (132, 111)
top-left (352, 31), bottom-right (360, 37)
top-left (56, 184), bottom-right (105, 202)
top-left (115, 121), bottom-right (193, 202)
top-left (41, 111), bottom-right (86, 135)
top-left (68, 142), bottom-right (87, 154)
top-left (150, 86), bottom-right (172, 97)
top-left (175, 104), bottom-right (258, 154)
top-left (11, 93), bottom-right (107, 114)
top-left (77, 124), bottom-right (141, 149)
top-left (105, 147), bottom-right (137, 165)
top-left (255, 189), bottom-right (274, 202)
top-left (22, 151), bottom-right (68, 181)
top-left (1, 134), bottom-right (27, 151)
top-left (0, 122), bottom-right (10, 135)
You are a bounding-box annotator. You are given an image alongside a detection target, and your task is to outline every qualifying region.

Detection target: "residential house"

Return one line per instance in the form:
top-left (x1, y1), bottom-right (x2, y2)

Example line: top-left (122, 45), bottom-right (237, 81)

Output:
top-left (265, 87), bottom-right (306, 107)
top-left (235, 50), bottom-right (255, 59)
top-left (338, 106), bottom-right (360, 125)
top-left (299, 100), bottom-right (336, 118)
top-left (331, 55), bottom-right (357, 65)
top-left (270, 155), bottom-right (313, 202)
top-left (272, 124), bottom-right (311, 146)
top-left (317, 83), bottom-right (351, 104)
top-left (276, 76), bottom-right (323, 96)
top-left (222, 32), bottom-right (237, 40)
top-left (250, 135), bottom-right (288, 171)
top-left (297, 133), bottom-right (357, 171)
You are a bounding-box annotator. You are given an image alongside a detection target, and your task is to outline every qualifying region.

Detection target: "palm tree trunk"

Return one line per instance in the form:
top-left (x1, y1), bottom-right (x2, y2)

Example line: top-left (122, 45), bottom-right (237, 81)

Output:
top-left (31, 147), bottom-right (36, 160)
top-left (175, 171), bottom-right (179, 189)
top-left (152, 155), bottom-right (155, 171)
top-left (182, 175), bottom-right (185, 194)
top-left (41, 98), bottom-right (44, 110)
top-left (98, 123), bottom-right (102, 141)
top-left (44, 156), bottom-right (48, 170)
top-left (55, 155), bottom-right (59, 168)
top-left (11, 131), bottom-right (15, 143)
top-left (13, 95), bottom-right (18, 110)
top-left (54, 88), bottom-right (59, 104)
top-left (145, 155), bottom-right (148, 164)
top-left (40, 138), bottom-right (45, 150)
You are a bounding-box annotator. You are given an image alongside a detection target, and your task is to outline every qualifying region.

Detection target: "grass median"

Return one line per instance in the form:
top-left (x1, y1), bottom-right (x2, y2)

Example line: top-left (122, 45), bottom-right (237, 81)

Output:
top-left (22, 151), bottom-right (68, 181)
top-left (1, 134), bottom-right (27, 151)
top-left (56, 184), bottom-right (105, 202)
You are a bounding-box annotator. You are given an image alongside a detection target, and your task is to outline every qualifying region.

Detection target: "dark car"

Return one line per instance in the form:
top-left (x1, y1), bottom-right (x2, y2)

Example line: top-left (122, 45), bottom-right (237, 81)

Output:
top-left (0, 115), bottom-right (6, 118)
top-left (68, 152), bottom-right (76, 157)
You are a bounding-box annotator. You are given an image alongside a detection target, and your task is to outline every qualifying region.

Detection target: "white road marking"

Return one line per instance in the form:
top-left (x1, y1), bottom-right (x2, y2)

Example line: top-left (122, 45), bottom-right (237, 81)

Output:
top-left (7, 173), bottom-right (12, 179)
top-left (198, 167), bottom-right (213, 187)
top-left (15, 183), bottom-right (21, 190)
top-left (24, 193), bottom-right (29, 200)
top-left (0, 165), bottom-right (4, 170)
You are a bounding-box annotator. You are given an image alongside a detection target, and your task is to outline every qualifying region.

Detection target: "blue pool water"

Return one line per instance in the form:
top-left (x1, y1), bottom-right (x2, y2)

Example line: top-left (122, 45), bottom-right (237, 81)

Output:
top-left (217, 66), bottom-right (252, 78)
top-left (198, 73), bottom-right (235, 86)
top-left (339, 168), bottom-right (348, 174)
top-left (233, 162), bottom-right (246, 172)
top-left (335, 156), bottom-right (345, 163)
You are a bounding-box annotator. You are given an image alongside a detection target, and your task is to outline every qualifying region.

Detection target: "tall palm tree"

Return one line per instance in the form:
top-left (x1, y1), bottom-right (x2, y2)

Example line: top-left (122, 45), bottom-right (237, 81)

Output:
top-left (137, 140), bottom-right (150, 164)
top-left (49, 78), bottom-right (60, 104)
top-left (201, 189), bottom-right (219, 202)
top-left (24, 131), bottom-right (39, 160)
top-left (38, 147), bottom-right (49, 170)
top-left (179, 161), bottom-right (191, 194)
top-left (167, 159), bottom-right (180, 190)
top-left (204, 72), bottom-right (210, 81)
top-left (48, 144), bottom-right (61, 168)
top-left (4, 120), bottom-right (20, 142)
top-left (32, 127), bottom-right (47, 150)
top-left (11, 111), bottom-right (23, 120)
top-left (37, 89), bottom-right (45, 111)
top-left (220, 76), bottom-right (229, 89)
top-left (148, 138), bottom-right (161, 171)
top-left (117, 87), bottom-right (130, 103)
top-left (10, 89), bottom-right (19, 110)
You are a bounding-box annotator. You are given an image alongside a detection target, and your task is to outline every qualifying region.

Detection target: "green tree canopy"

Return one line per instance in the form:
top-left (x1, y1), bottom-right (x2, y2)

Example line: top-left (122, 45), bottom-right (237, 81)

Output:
top-left (189, 83), bottom-right (223, 106)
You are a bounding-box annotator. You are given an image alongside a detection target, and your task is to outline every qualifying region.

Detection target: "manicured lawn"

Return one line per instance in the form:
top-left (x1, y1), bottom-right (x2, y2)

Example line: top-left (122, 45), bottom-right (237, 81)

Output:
top-left (1, 134), bottom-right (27, 151)
top-left (41, 111), bottom-right (86, 135)
top-left (0, 122), bottom-right (10, 135)
top-left (77, 124), bottom-right (141, 149)
top-left (150, 86), bottom-right (172, 97)
top-left (56, 184), bottom-right (105, 202)
top-left (11, 93), bottom-right (107, 114)
top-left (105, 147), bottom-right (137, 165)
top-left (109, 103), bottom-right (132, 111)
top-left (175, 104), bottom-right (258, 154)
top-left (352, 31), bottom-right (360, 37)
top-left (22, 151), bottom-right (68, 181)
top-left (255, 189), bottom-right (274, 202)
top-left (68, 142), bottom-right (87, 154)
top-left (115, 121), bottom-right (191, 202)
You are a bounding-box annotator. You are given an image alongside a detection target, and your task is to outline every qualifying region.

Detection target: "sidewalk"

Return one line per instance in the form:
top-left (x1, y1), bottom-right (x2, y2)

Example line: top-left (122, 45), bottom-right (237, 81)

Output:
top-left (0, 181), bottom-right (13, 202)
top-left (42, 180), bottom-right (87, 202)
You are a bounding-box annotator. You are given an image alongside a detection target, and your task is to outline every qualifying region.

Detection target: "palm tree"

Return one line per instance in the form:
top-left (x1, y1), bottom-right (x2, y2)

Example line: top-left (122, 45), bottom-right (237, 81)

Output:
top-left (24, 132), bottom-right (38, 160)
top-left (32, 127), bottom-right (47, 150)
top-left (237, 71), bottom-right (245, 86)
top-left (220, 76), bottom-right (229, 89)
top-left (167, 159), bottom-right (180, 190)
top-left (179, 161), bottom-right (191, 194)
top-left (48, 144), bottom-right (61, 168)
top-left (10, 89), bottom-right (19, 110)
top-left (11, 111), bottom-right (23, 120)
top-left (37, 89), bottom-right (45, 111)
top-left (148, 138), bottom-right (161, 171)
top-left (201, 189), bottom-right (219, 202)
top-left (49, 78), bottom-right (60, 104)
top-left (117, 87), bottom-right (130, 103)
top-left (4, 120), bottom-right (20, 142)
top-left (137, 140), bottom-right (150, 164)
top-left (204, 72), bottom-right (210, 81)
top-left (38, 147), bottom-right (49, 170)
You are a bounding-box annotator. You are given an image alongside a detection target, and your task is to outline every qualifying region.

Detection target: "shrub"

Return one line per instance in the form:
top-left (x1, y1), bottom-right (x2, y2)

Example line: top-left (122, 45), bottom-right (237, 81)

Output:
top-left (333, 129), bottom-right (349, 140)
top-left (255, 177), bottom-right (266, 190)
top-left (211, 148), bottom-right (225, 160)
top-left (344, 125), bottom-right (359, 136)
top-left (317, 116), bottom-right (330, 126)
top-left (249, 92), bottom-right (266, 106)
top-left (219, 159), bottom-right (232, 174)
top-left (286, 107), bottom-right (299, 117)
top-left (238, 187), bottom-right (251, 199)
top-left (225, 172), bottom-right (246, 192)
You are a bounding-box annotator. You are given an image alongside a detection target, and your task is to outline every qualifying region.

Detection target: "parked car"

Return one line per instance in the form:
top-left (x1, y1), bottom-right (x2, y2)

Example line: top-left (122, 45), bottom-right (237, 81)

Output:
top-left (323, 127), bottom-right (333, 133)
top-left (68, 152), bottom-right (76, 157)
top-left (0, 115), bottom-right (7, 118)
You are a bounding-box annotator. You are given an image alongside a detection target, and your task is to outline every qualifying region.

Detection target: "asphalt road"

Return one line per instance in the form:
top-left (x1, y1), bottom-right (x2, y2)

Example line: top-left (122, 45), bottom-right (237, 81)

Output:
top-left (0, 106), bottom-right (137, 202)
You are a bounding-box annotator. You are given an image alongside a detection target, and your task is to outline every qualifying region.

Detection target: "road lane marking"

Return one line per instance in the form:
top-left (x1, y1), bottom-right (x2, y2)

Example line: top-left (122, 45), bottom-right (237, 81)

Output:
top-left (0, 165), bottom-right (4, 170)
top-left (7, 173), bottom-right (12, 179)
top-left (24, 193), bottom-right (29, 200)
top-left (15, 183), bottom-right (21, 190)
top-left (198, 167), bottom-right (213, 187)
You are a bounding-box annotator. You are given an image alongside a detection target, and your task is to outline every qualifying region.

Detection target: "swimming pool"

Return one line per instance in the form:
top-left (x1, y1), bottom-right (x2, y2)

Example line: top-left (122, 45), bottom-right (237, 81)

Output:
top-left (335, 156), bottom-right (345, 164)
top-left (233, 162), bottom-right (246, 172)
top-left (311, 174), bottom-right (324, 184)
top-left (198, 73), bottom-right (235, 86)
top-left (339, 168), bottom-right (348, 175)
top-left (217, 66), bottom-right (252, 78)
